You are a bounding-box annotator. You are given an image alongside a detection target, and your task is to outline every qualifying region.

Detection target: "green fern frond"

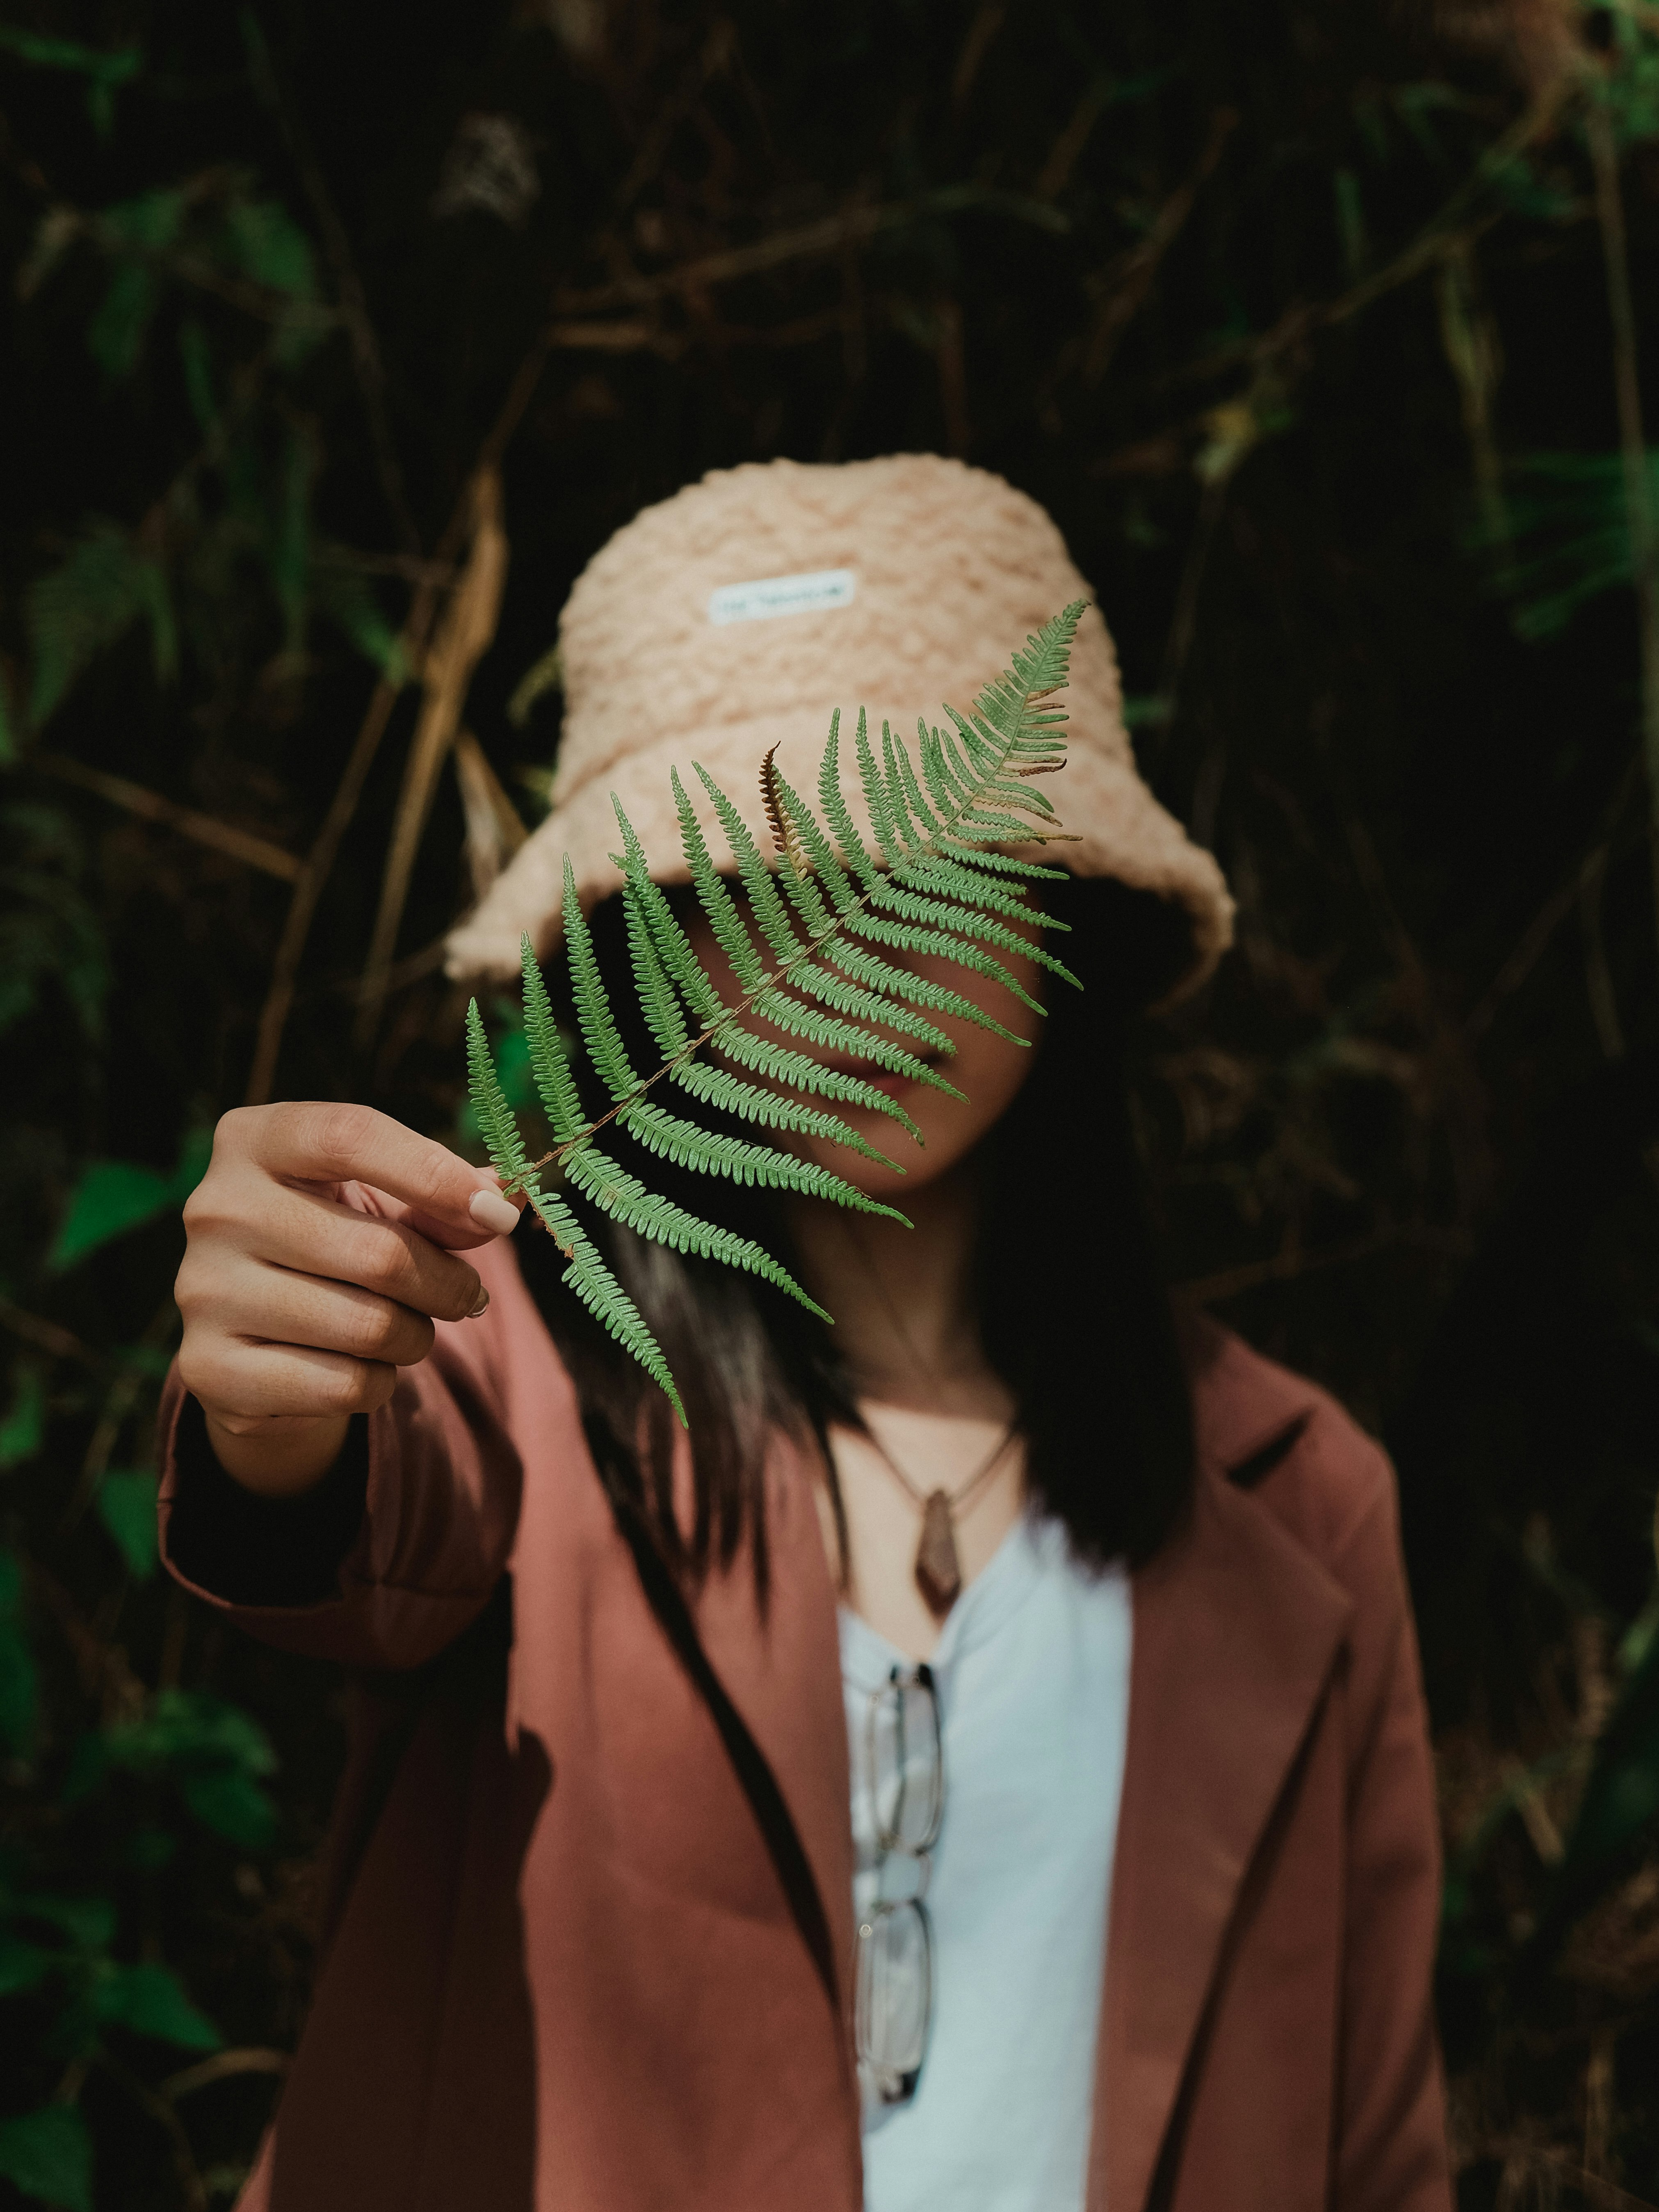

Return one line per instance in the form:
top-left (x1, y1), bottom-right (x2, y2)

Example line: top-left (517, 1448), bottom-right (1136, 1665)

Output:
top-left (892, 848), bottom-right (1067, 926)
top-left (520, 931), bottom-right (586, 1143)
top-left (466, 1000), bottom-right (535, 1187)
top-left (817, 710), bottom-right (882, 893)
top-left (710, 1015), bottom-right (930, 1128)
top-left (866, 877), bottom-right (1079, 982)
top-left (618, 886), bottom-right (691, 1060)
top-left (693, 763), bottom-right (806, 970)
top-left (821, 936), bottom-right (1025, 1042)
top-left (561, 856), bottom-right (640, 1104)
top-left (467, 600), bottom-right (1089, 1422)
top-left (562, 1144), bottom-right (830, 1315)
top-left (843, 909), bottom-right (1046, 1014)
top-left (629, 860), bottom-right (728, 1027)
top-left (528, 1184), bottom-right (684, 1422)
top-left (734, 975), bottom-right (963, 1096)
top-left (666, 1057), bottom-right (904, 1171)
top-left (671, 769), bottom-right (766, 993)
top-left (931, 835), bottom-right (1068, 882)
top-left (888, 721), bottom-right (940, 842)
top-left (854, 707), bottom-right (905, 865)
top-left (782, 958), bottom-right (954, 1055)
top-left (764, 754), bottom-right (859, 917)
top-left (620, 1097), bottom-right (907, 1220)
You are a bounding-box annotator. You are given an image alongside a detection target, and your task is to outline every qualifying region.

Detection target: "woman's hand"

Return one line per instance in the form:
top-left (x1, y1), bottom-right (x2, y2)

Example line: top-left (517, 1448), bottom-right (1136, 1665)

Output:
top-left (176, 1103), bottom-right (525, 1496)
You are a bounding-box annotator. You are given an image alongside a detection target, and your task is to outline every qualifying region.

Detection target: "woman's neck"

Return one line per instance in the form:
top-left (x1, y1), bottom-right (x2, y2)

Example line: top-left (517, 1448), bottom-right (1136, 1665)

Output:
top-left (788, 1161), bottom-right (1013, 1423)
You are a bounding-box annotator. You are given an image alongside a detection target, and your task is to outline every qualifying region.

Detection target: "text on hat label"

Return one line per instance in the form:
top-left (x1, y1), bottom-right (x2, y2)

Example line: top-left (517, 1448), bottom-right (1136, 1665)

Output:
top-left (707, 568), bottom-right (858, 625)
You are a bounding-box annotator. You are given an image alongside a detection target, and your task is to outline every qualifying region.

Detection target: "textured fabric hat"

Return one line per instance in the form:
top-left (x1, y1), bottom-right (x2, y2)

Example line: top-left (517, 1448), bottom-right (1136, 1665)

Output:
top-left (445, 454), bottom-right (1234, 1004)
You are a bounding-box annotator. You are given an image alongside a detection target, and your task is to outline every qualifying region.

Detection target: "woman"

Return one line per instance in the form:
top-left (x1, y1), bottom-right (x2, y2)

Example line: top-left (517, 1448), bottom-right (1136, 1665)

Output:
top-left (165, 455), bottom-right (1451, 2211)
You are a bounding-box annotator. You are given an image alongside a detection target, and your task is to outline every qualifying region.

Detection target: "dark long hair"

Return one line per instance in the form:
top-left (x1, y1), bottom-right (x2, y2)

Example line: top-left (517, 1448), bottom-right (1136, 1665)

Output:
top-left (515, 874), bottom-right (1198, 1597)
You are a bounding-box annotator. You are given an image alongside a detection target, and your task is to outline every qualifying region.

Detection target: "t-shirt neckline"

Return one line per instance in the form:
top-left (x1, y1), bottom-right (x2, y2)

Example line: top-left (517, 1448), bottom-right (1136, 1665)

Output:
top-left (838, 1510), bottom-right (1064, 1690)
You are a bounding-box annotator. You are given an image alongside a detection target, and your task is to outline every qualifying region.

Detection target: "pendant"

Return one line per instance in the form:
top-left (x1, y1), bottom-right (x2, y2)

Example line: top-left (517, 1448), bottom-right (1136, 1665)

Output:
top-left (914, 1489), bottom-right (962, 1618)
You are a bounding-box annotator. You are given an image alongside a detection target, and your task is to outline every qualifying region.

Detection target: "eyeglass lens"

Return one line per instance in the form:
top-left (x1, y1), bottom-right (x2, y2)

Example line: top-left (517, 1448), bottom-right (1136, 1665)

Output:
top-left (867, 1666), bottom-right (944, 1856)
top-left (855, 1899), bottom-right (933, 2084)
top-left (856, 1666), bottom-right (944, 2100)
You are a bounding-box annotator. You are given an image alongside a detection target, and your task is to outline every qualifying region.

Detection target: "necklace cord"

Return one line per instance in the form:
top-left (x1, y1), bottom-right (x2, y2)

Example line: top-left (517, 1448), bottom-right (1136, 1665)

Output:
top-left (860, 1420), bottom-right (1020, 1518)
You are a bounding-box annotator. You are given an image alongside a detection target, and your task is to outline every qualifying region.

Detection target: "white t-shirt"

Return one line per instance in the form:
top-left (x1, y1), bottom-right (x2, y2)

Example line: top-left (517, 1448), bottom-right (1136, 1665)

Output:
top-left (840, 1513), bottom-right (1133, 2212)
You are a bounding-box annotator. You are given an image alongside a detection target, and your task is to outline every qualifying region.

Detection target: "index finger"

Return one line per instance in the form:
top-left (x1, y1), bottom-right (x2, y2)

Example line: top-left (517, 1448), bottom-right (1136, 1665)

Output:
top-left (227, 1102), bottom-right (524, 1250)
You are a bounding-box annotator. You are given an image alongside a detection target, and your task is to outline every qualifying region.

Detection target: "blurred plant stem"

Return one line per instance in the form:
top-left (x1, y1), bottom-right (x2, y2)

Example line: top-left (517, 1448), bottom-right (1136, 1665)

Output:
top-left (1585, 80), bottom-right (1659, 959)
top-left (354, 470), bottom-right (508, 1048)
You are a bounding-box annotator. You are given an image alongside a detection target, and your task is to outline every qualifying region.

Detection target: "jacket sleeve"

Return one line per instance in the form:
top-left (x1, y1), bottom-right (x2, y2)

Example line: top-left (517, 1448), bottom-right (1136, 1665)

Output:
top-left (158, 1237), bottom-right (525, 1673)
top-left (1330, 1466), bottom-right (1454, 2212)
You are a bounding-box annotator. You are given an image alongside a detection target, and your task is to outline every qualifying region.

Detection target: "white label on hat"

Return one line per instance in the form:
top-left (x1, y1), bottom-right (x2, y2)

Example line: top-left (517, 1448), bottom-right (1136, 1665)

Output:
top-left (707, 568), bottom-right (857, 625)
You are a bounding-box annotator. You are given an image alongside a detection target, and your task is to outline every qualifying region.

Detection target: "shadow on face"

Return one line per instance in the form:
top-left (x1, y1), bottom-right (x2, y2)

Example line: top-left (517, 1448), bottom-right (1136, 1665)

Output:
top-left (668, 877), bottom-right (1048, 1203)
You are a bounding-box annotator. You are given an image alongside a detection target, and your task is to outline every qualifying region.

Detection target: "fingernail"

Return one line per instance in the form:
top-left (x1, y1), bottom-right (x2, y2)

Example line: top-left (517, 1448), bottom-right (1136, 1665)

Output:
top-left (468, 1285), bottom-right (491, 1318)
top-left (469, 1188), bottom-right (520, 1237)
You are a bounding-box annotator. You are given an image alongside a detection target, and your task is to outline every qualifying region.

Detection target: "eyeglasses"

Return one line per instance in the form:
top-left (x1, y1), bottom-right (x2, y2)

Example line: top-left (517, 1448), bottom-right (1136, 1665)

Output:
top-left (853, 1662), bottom-right (944, 2109)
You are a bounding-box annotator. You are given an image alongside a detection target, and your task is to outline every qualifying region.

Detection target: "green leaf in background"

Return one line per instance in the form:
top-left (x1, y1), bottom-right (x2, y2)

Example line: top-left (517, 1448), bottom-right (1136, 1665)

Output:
top-left (179, 1766), bottom-right (276, 1848)
top-left (506, 640), bottom-right (562, 727)
top-left (0, 1368), bottom-right (45, 1470)
top-left (1600, 12), bottom-right (1659, 148)
top-left (135, 1690), bottom-right (277, 1776)
top-left (177, 317), bottom-right (217, 432)
top-left (92, 1961), bottom-right (220, 2050)
top-left (0, 1935), bottom-right (57, 1996)
top-left (269, 422), bottom-right (314, 658)
top-left (47, 1126), bottom-right (210, 1272)
top-left (0, 2104), bottom-right (94, 2212)
top-left (65, 1688), bottom-right (278, 1845)
top-left (311, 560), bottom-right (408, 681)
top-left (222, 197), bottom-right (316, 299)
top-left (88, 260), bottom-right (157, 381)
top-left (100, 187), bottom-right (187, 256)
top-left (1525, 1623), bottom-right (1659, 1970)
top-left (114, 1344), bottom-right (173, 1383)
top-left (94, 1471), bottom-right (158, 1580)
top-left (47, 1162), bottom-right (170, 1271)
top-left (1332, 166), bottom-right (1367, 279)
top-left (1483, 150), bottom-right (1578, 225)
top-left (82, 192), bottom-right (186, 380)
top-left (123, 1826), bottom-right (174, 1873)
top-left (11, 1894), bottom-right (116, 1953)
top-left (0, 24), bottom-right (140, 138)
top-left (26, 523), bottom-right (177, 730)
top-left (0, 1551), bottom-right (36, 1754)
top-left (0, 803), bottom-right (109, 1042)
top-left (1489, 451), bottom-right (1659, 639)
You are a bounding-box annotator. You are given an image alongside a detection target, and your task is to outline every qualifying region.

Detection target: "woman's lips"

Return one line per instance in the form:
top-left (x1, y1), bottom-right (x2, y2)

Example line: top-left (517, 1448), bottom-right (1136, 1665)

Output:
top-left (814, 1048), bottom-right (943, 1098)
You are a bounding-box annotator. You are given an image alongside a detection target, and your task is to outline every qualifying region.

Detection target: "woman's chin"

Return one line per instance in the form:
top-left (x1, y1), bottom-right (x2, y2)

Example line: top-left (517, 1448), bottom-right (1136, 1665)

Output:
top-left (801, 1100), bottom-right (984, 1200)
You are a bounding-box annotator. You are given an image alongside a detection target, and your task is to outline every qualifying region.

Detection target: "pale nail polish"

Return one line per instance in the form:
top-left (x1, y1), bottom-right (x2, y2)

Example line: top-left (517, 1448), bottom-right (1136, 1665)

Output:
top-left (469, 1188), bottom-right (520, 1237)
top-left (468, 1286), bottom-right (491, 1318)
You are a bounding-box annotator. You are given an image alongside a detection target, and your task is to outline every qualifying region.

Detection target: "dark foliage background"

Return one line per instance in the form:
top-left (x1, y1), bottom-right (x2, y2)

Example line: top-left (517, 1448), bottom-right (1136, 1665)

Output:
top-left (5, 0), bottom-right (1659, 2203)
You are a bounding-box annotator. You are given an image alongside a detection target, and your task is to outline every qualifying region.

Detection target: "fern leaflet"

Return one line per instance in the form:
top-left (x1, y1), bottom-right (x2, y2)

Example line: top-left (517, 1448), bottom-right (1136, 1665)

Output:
top-left (467, 601), bottom-right (1087, 1418)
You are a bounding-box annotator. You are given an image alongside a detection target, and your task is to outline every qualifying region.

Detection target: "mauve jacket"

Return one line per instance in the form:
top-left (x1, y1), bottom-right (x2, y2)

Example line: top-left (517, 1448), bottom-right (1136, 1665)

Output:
top-left (158, 1226), bottom-right (1453, 2212)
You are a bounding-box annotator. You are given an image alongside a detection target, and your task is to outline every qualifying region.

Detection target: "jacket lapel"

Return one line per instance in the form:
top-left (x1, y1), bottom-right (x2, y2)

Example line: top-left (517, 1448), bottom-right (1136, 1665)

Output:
top-left (1093, 1436), bottom-right (1355, 2212)
top-left (687, 1440), bottom-right (858, 2022)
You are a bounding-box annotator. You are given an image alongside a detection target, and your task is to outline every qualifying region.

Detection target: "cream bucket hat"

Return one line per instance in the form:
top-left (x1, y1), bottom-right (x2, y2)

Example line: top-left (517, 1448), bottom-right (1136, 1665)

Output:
top-left (444, 453), bottom-right (1234, 1004)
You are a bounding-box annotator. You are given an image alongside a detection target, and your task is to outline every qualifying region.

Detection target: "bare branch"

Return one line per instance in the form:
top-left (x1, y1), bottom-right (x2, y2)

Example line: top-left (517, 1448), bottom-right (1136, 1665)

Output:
top-left (356, 471), bottom-right (509, 1045)
top-left (37, 754), bottom-right (302, 881)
